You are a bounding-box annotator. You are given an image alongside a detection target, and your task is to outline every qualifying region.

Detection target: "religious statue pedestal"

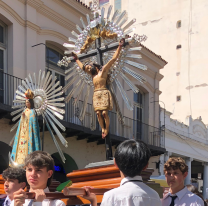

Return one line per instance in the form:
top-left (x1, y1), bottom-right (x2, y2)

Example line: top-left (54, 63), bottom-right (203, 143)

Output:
top-left (62, 160), bottom-right (164, 205)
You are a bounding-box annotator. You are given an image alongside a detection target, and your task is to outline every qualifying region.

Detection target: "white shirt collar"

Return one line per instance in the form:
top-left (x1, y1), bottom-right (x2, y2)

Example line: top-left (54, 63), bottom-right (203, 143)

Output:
top-left (175, 187), bottom-right (188, 201)
top-left (120, 175), bottom-right (143, 186)
top-left (4, 196), bottom-right (11, 202)
top-left (4, 196), bottom-right (11, 205)
top-left (164, 187), bottom-right (188, 201)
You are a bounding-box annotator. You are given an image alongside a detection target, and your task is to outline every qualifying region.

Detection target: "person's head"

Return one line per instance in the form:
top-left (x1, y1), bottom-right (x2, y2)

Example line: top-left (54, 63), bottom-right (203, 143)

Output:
top-left (84, 63), bottom-right (101, 76)
top-left (114, 140), bottom-right (151, 177)
top-left (25, 99), bottom-right (34, 109)
top-left (2, 168), bottom-right (27, 199)
top-left (164, 157), bottom-right (188, 192)
top-left (24, 151), bottom-right (54, 190)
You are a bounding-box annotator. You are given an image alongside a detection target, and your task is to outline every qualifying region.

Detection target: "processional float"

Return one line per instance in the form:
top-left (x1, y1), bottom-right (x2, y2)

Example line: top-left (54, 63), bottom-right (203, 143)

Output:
top-left (57, 0), bottom-right (148, 158)
top-left (9, 0), bottom-right (148, 165)
top-left (3, 0), bottom-right (164, 204)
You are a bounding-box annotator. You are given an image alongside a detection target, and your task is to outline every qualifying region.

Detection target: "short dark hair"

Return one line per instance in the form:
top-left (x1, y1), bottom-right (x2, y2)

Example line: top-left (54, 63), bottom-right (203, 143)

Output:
top-left (164, 157), bottom-right (188, 174)
top-left (2, 168), bottom-right (27, 184)
top-left (90, 65), bottom-right (98, 76)
top-left (115, 140), bottom-right (151, 177)
top-left (25, 151), bottom-right (54, 187)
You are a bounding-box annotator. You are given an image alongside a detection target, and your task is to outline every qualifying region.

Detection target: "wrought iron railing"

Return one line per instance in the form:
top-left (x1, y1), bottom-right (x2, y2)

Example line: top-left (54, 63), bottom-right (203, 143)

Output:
top-left (65, 98), bottom-right (165, 148)
top-left (0, 71), bottom-right (22, 105)
top-left (0, 71), bottom-right (165, 148)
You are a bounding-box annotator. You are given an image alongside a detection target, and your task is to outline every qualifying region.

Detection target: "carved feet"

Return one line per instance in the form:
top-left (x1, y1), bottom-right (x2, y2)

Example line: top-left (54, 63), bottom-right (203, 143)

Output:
top-left (102, 128), bottom-right (109, 139)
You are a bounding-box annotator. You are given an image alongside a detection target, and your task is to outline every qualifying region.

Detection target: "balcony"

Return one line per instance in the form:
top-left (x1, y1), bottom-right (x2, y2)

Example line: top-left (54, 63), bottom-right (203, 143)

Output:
top-left (0, 71), bottom-right (165, 156)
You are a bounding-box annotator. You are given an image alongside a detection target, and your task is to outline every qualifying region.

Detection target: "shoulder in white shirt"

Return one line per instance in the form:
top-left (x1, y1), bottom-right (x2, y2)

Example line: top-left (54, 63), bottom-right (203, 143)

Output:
top-left (10, 188), bottom-right (65, 206)
top-left (3, 196), bottom-right (11, 206)
top-left (101, 175), bottom-right (162, 206)
top-left (162, 187), bottom-right (204, 206)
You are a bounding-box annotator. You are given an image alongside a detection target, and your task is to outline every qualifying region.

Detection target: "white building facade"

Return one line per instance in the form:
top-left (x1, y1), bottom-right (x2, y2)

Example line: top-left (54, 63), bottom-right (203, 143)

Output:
top-left (160, 109), bottom-right (208, 198)
top-left (0, 0), bottom-right (167, 181)
top-left (82, 0), bottom-right (208, 125)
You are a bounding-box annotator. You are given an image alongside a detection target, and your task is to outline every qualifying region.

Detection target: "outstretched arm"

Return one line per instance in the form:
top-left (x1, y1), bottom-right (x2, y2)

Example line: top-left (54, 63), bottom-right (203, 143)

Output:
top-left (102, 38), bottom-right (125, 74)
top-left (72, 52), bottom-right (84, 70)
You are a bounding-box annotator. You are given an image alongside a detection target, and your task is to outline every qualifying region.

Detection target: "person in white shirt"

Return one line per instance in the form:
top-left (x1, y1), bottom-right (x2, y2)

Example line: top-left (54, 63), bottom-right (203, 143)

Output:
top-left (162, 157), bottom-right (204, 206)
top-left (64, 139), bottom-right (162, 206)
top-left (1, 168), bottom-right (27, 206)
top-left (11, 151), bottom-right (65, 206)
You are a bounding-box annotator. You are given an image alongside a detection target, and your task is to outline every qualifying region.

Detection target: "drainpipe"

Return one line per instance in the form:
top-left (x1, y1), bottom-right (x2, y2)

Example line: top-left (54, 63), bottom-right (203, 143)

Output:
top-left (154, 72), bottom-right (158, 128)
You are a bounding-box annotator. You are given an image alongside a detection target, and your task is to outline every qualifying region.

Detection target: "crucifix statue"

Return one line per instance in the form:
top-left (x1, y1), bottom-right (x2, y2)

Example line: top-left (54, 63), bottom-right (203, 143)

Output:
top-left (58, 3), bottom-right (147, 160)
top-left (72, 38), bottom-right (125, 139)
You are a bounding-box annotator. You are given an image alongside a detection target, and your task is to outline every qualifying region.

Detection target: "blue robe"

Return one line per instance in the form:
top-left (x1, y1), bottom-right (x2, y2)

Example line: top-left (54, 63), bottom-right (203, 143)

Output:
top-left (11, 109), bottom-right (41, 161)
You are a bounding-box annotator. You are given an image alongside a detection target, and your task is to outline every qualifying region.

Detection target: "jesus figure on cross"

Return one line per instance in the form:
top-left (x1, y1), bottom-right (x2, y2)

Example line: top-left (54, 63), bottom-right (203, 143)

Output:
top-left (72, 38), bottom-right (125, 139)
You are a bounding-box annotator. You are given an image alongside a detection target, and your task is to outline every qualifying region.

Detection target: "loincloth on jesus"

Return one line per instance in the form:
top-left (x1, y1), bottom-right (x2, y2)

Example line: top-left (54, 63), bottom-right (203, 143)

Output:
top-left (93, 88), bottom-right (113, 111)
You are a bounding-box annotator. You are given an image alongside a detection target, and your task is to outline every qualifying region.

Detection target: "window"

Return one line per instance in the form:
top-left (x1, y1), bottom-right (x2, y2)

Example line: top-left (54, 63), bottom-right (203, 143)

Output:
top-left (133, 91), bottom-right (143, 140)
top-left (114, 0), bottom-right (121, 12)
top-left (177, 96), bottom-right (181, 102)
top-left (176, 45), bottom-right (181, 49)
top-left (176, 20), bottom-right (181, 28)
top-left (0, 21), bottom-right (7, 103)
top-left (99, 0), bottom-right (109, 7)
top-left (0, 25), bottom-right (4, 44)
top-left (46, 46), bottom-right (65, 88)
top-left (0, 22), bottom-right (7, 72)
top-left (89, 1), bottom-right (92, 7)
top-left (46, 47), bottom-right (63, 65)
top-left (0, 50), bottom-right (3, 72)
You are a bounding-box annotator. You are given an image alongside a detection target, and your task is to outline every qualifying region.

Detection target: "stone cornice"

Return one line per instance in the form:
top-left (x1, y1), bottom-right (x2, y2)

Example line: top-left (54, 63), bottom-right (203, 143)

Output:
top-left (26, 20), bottom-right (40, 31)
top-left (0, 1), bottom-right (68, 42)
top-left (136, 81), bottom-right (162, 95)
top-left (38, 5), bottom-right (76, 31)
top-left (140, 46), bottom-right (167, 68)
top-left (166, 126), bottom-right (208, 147)
top-left (0, 0), bottom-right (25, 27)
top-left (38, 29), bottom-right (68, 42)
top-left (18, 0), bottom-right (26, 4)
top-left (18, 0), bottom-right (43, 9)
top-left (52, 0), bottom-right (91, 18)
top-left (145, 69), bottom-right (164, 81)
top-left (132, 64), bottom-right (164, 82)
top-left (18, 0), bottom-right (77, 31)
top-left (27, 21), bottom-right (68, 42)
top-left (27, 0), bottom-right (44, 9)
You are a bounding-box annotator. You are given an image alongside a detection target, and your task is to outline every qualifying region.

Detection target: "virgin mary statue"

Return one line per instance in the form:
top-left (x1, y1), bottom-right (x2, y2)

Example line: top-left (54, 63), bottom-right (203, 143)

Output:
top-left (11, 89), bottom-right (41, 165)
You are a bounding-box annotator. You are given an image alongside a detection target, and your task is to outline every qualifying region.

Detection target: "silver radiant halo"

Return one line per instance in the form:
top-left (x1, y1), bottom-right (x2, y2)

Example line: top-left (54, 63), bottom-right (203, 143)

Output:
top-left (11, 70), bottom-right (67, 163)
top-left (58, 1), bottom-right (148, 126)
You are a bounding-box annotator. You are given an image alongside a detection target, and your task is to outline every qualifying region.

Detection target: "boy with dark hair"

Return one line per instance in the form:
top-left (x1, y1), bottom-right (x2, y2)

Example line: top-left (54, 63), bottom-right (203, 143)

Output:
top-left (1, 168), bottom-right (27, 206)
top-left (64, 140), bottom-right (161, 206)
top-left (11, 151), bottom-right (65, 206)
top-left (162, 157), bottom-right (204, 206)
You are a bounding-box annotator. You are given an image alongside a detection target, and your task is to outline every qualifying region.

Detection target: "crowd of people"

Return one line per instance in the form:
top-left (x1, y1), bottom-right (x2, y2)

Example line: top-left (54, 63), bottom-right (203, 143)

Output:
top-left (1, 140), bottom-right (207, 206)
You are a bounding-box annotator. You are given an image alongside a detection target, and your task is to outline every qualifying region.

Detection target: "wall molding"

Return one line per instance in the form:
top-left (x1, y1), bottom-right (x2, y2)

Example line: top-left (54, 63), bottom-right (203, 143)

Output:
top-left (17, 0), bottom-right (86, 31)
top-left (140, 46), bottom-right (167, 68)
top-left (0, 1), bottom-right (25, 27)
top-left (38, 29), bottom-right (68, 42)
top-left (52, 0), bottom-right (91, 18)
top-left (0, 1), bottom-right (68, 42)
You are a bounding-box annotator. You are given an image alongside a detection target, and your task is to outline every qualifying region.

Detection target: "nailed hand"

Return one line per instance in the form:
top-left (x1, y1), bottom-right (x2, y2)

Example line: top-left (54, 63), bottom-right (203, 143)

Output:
top-left (119, 38), bottom-right (125, 47)
top-left (72, 52), bottom-right (78, 61)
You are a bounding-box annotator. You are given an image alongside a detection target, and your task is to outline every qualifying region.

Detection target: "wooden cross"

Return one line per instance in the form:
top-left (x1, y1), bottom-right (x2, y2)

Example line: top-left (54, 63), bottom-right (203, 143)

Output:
top-left (68, 38), bottom-right (130, 160)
